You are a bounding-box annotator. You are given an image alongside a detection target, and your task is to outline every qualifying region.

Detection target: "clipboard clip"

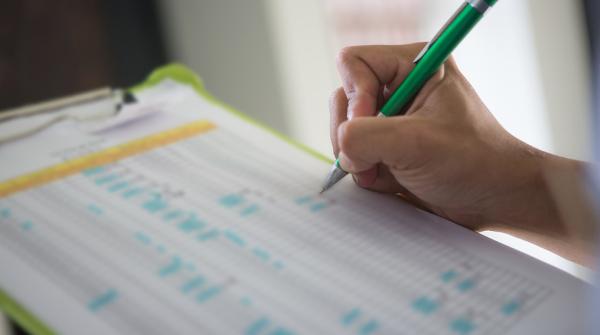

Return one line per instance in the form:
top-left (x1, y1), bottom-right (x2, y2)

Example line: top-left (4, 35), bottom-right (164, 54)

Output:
top-left (0, 88), bottom-right (137, 145)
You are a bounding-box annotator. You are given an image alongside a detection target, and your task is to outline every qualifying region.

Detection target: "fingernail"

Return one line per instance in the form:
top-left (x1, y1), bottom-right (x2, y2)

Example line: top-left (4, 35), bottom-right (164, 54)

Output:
top-left (337, 152), bottom-right (354, 172)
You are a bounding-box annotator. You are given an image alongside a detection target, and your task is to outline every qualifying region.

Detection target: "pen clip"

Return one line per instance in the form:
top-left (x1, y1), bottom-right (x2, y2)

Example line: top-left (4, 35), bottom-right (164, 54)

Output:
top-left (413, 2), bottom-right (468, 64)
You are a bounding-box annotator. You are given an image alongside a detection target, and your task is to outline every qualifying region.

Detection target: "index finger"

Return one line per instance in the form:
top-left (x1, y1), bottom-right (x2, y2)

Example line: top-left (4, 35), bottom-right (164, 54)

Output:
top-left (335, 44), bottom-right (426, 119)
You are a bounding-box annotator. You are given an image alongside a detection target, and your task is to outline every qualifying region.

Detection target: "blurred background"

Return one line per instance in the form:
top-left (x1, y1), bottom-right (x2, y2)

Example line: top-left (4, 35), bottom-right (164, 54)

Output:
top-left (0, 0), bottom-right (597, 333)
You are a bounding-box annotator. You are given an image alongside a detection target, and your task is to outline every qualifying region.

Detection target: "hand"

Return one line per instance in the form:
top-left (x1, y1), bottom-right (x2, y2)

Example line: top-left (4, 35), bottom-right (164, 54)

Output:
top-left (330, 44), bottom-right (589, 263)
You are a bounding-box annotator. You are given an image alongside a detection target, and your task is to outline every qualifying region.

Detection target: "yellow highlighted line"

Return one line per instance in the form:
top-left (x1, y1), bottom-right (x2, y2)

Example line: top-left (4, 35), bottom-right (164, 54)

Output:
top-left (0, 120), bottom-right (216, 198)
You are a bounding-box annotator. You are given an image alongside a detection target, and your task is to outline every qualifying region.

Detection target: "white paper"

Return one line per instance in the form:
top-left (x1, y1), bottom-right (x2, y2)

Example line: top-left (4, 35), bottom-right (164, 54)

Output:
top-left (0, 82), bottom-right (587, 335)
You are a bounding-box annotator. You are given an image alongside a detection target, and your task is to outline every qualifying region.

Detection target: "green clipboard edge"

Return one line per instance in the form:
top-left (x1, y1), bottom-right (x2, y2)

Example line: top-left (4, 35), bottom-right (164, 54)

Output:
top-left (0, 289), bottom-right (55, 335)
top-left (0, 63), bottom-right (334, 335)
top-left (129, 63), bottom-right (334, 164)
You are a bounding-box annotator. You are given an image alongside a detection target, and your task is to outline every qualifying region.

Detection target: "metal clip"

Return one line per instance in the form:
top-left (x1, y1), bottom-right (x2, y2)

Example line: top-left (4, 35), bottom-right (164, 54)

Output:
top-left (413, 2), bottom-right (469, 64)
top-left (467, 0), bottom-right (491, 14)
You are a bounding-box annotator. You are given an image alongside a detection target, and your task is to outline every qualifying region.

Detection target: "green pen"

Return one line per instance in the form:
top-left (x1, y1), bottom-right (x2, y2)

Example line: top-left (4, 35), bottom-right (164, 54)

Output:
top-left (320, 0), bottom-right (498, 193)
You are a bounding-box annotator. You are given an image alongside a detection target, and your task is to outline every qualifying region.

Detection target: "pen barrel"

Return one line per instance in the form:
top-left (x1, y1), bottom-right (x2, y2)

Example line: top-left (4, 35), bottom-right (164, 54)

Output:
top-left (379, 4), bottom-right (484, 117)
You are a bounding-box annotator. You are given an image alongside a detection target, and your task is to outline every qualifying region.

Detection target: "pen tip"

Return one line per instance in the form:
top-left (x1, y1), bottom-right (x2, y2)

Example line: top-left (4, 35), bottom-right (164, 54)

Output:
top-left (320, 165), bottom-right (348, 194)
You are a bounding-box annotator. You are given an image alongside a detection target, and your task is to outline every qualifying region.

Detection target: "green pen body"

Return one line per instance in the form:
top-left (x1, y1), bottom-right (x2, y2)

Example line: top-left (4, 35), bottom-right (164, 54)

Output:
top-left (380, 1), bottom-right (492, 116)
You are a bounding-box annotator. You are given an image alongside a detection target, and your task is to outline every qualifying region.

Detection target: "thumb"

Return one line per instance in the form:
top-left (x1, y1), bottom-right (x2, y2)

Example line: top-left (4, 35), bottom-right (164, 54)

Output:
top-left (337, 116), bottom-right (422, 174)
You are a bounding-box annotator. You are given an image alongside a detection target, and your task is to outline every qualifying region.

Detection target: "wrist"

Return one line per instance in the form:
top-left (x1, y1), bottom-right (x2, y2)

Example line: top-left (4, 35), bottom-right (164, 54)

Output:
top-left (484, 143), bottom-right (593, 263)
top-left (482, 143), bottom-right (559, 232)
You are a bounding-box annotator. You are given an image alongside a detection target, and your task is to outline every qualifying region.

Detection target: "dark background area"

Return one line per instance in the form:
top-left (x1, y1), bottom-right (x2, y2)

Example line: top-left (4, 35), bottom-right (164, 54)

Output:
top-left (0, 0), bottom-right (166, 111)
top-left (584, 0), bottom-right (600, 159)
top-left (1, 2), bottom-right (166, 332)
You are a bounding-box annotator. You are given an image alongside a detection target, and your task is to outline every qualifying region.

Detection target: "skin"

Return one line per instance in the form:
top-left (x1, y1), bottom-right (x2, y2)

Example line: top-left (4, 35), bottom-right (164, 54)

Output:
top-left (329, 43), bottom-right (592, 265)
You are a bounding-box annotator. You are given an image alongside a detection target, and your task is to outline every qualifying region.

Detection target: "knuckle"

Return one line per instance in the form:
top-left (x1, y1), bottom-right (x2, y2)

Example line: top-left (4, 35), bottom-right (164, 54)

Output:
top-left (407, 41), bottom-right (428, 55)
top-left (338, 120), bottom-right (360, 155)
top-left (395, 42), bottom-right (427, 65)
top-left (393, 55), bottom-right (414, 76)
top-left (444, 55), bottom-right (458, 71)
top-left (413, 41), bottom-right (428, 51)
top-left (336, 46), bottom-right (358, 67)
top-left (440, 57), bottom-right (462, 82)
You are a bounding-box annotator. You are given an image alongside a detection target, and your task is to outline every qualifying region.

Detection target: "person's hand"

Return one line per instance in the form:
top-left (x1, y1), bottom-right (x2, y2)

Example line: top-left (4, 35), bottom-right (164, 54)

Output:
top-left (330, 44), bottom-right (588, 263)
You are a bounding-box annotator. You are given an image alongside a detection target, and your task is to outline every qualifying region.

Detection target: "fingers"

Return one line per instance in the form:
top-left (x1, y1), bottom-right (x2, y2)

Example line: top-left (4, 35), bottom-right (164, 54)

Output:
top-left (337, 116), bottom-right (423, 174)
top-left (335, 44), bottom-right (427, 119)
top-left (336, 47), bottom-right (381, 119)
top-left (329, 87), bottom-right (348, 156)
top-left (329, 44), bottom-right (453, 191)
top-left (330, 44), bottom-right (427, 158)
